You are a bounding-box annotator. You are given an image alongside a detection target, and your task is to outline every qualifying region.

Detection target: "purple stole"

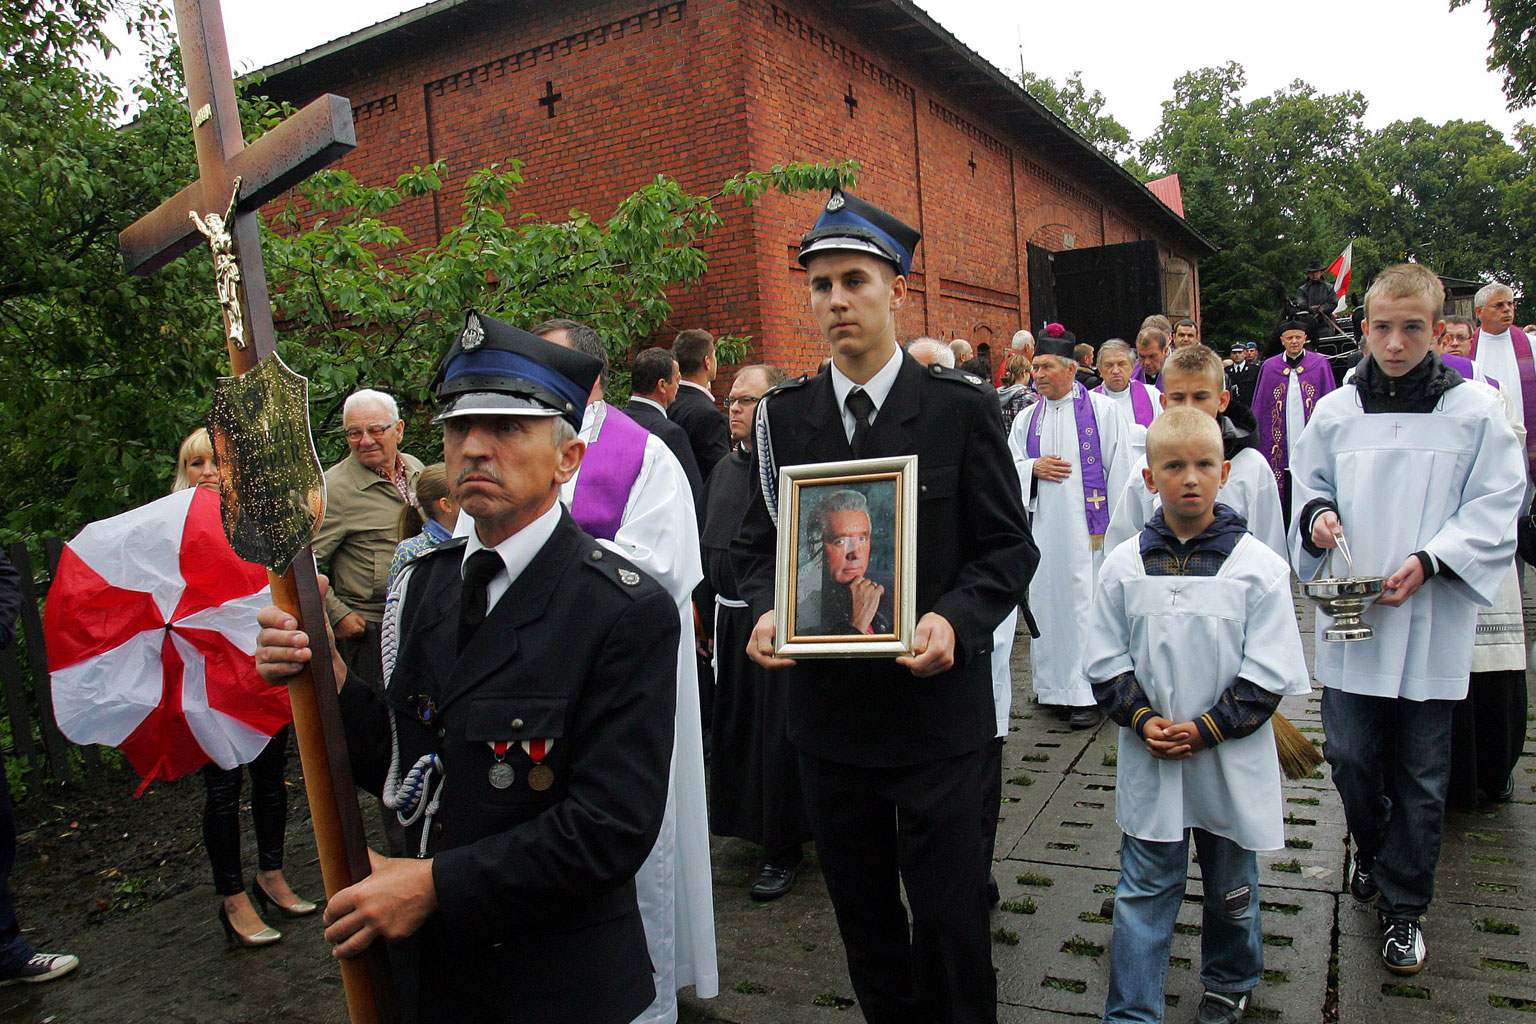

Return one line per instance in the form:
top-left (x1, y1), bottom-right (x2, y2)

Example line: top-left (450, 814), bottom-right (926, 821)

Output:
top-left (1025, 383), bottom-right (1110, 537)
top-left (1252, 351), bottom-right (1336, 486)
top-left (1094, 380), bottom-right (1155, 426)
top-left (569, 406), bottom-right (649, 542)
top-left (1131, 364), bottom-right (1161, 388)
top-left (1470, 327), bottom-right (1536, 482)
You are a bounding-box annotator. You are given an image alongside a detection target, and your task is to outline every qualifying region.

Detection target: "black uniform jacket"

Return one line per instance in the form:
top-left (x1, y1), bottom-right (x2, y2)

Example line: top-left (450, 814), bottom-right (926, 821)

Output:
top-left (340, 509), bottom-right (679, 1024)
top-left (668, 384), bottom-right (731, 483)
top-left (625, 399), bottom-right (704, 506)
top-left (730, 354), bottom-right (1038, 767)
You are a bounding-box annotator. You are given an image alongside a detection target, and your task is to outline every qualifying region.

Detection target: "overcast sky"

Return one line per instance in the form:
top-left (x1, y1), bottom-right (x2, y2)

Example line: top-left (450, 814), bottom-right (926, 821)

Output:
top-left (98, 0), bottom-right (1524, 143)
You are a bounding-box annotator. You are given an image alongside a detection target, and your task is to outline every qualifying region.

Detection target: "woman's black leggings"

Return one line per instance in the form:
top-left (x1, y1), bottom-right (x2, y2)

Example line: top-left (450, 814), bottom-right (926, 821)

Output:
top-left (202, 726), bottom-right (289, 897)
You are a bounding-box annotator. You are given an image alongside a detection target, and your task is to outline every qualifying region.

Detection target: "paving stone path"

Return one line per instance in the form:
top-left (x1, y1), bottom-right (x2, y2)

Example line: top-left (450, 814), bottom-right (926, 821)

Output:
top-left (685, 594), bottom-right (1536, 1023)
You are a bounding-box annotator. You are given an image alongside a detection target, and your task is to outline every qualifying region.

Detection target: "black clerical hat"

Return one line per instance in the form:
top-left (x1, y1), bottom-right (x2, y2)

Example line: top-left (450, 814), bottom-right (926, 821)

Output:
top-left (431, 311), bottom-right (601, 429)
top-left (798, 189), bottom-right (921, 276)
top-left (1035, 323), bottom-right (1077, 359)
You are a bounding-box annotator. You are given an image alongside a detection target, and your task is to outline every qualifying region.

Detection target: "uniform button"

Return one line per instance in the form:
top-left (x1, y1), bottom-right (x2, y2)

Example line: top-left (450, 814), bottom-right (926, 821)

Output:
top-left (436, 727), bottom-right (446, 739)
top-left (510, 717), bottom-right (524, 729)
top-left (590, 550), bottom-right (603, 560)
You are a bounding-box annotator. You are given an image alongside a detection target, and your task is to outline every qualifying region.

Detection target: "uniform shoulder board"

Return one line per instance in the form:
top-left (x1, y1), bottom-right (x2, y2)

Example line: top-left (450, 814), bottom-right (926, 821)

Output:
top-left (416, 536), bottom-right (468, 562)
top-left (581, 546), bottom-right (662, 598)
top-left (928, 363), bottom-right (986, 388)
top-left (767, 374), bottom-right (811, 396)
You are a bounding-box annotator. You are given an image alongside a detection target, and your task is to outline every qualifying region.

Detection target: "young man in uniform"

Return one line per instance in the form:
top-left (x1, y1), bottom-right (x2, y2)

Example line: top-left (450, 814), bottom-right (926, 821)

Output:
top-left (732, 189), bottom-right (1037, 1024)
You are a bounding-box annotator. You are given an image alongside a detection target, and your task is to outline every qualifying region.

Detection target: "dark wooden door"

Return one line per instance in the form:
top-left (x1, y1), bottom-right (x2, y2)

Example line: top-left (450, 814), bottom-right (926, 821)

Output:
top-left (1026, 242), bottom-right (1056, 331)
top-left (1049, 239), bottom-right (1162, 348)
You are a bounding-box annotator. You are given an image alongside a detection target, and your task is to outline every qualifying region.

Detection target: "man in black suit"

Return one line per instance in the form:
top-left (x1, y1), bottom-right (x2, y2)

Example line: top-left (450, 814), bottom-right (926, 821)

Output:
top-left (254, 318), bottom-right (678, 1024)
top-left (625, 346), bottom-right (704, 506)
top-left (669, 328), bottom-right (731, 483)
top-left (732, 189), bottom-right (1037, 1024)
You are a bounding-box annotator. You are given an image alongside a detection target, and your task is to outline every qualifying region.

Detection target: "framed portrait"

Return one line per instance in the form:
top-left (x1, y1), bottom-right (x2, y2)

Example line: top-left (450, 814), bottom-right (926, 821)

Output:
top-left (773, 455), bottom-right (917, 658)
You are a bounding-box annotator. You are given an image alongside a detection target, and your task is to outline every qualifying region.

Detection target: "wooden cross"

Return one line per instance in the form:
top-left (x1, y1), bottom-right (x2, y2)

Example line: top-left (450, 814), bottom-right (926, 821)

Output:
top-left (538, 80), bottom-right (563, 118)
top-left (118, 2), bottom-right (392, 1021)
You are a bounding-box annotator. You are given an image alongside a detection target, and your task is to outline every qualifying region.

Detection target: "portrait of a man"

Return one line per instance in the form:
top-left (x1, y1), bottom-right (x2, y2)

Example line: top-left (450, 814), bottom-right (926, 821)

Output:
top-left (794, 487), bottom-right (896, 637)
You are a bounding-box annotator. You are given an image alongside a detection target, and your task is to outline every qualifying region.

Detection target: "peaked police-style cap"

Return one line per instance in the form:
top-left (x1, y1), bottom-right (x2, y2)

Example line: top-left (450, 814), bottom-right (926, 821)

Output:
top-left (798, 188), bottom-right (922, 276)
top-left (430, 310), bottom-right (601, 429)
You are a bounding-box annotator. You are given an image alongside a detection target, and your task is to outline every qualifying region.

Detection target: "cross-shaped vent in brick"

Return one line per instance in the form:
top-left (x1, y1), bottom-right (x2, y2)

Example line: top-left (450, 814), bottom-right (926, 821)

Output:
top-left (968, 151), bottom-right (978, 176)
top-left (538, 80), bottom-right (562, 118)
top-left (844, 85), bottom-right (858, 117)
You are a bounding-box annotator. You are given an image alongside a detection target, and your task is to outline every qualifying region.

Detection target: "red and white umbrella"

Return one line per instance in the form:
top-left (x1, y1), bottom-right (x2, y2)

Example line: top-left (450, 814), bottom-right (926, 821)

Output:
top-left (44, 486), bottom-right (291, 792)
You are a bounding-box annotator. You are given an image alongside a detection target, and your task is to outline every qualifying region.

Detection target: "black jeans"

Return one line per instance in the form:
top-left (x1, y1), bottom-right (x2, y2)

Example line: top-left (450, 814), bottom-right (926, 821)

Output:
top-left (799, 746), bottom-right (996, 1024)
top-left (202, 726), bottom-right (290, 897)
top-left (1321, 688), bottom-right (1453, 919)
top-left (0, 760), bottom-right (31, 968)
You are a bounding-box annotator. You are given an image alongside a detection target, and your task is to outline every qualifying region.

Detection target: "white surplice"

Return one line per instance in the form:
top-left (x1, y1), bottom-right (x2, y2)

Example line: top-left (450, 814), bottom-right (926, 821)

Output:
top-left (1105, 447), bottom-right (1286, 559)
top-left (570, 403), bottom-right (718, 1022)
top-left (1288, 382), bottom-right (1525, 701)
top-left (1474, 328), bottom-right (1525, 426)
top-left (1084, 535), bottom-right (1311, 850)
top-left (991, 609), bottom-right (1019, 738)
top-left (1009, 386), bottom-right (1131, 706)
top-left (1101, 382), bottom-right (1161, 458)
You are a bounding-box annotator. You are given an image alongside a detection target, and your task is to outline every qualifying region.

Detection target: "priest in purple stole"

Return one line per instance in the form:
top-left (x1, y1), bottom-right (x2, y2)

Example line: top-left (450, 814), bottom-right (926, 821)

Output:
top-left (1470, 282), bottom-right (1536, 483)
top-left (1009, 331), bottom-right (1131, 729)
top-left (1252, 318), bottom-right (1336, 523)
top-left (531, 320), bottom-right (720, 1023)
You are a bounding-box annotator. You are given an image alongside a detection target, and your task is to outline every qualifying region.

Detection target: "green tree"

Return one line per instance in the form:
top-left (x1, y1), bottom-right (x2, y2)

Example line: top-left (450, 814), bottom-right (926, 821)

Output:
top-left (1017, 70), bottom-right (1145, 175)
top-left (1452, 0), bottom-right (1536, 111)
top-left (1139, 63), bottom-right (1372, 342)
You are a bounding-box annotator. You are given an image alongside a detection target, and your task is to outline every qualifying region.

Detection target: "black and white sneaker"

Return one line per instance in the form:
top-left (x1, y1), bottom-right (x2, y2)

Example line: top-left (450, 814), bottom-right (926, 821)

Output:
top-left (0, 952), bottom-right (79, 986)
top-left (1381, 916), bottom-right (1426, 974)
top-left (1196, 989), bottom-right (1250, 1023)
top-left (1347, 850), bottom-right (1379, 906)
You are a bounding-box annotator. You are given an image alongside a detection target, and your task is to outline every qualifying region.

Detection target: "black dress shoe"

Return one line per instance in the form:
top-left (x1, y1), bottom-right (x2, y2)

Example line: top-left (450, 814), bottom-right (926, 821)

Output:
top-left (1489, 773), bottom-right (1516, 803)
top-left (1068, 707), bottom-right (1102, 729)
top-left (750, 863), bottom-right (799, 902)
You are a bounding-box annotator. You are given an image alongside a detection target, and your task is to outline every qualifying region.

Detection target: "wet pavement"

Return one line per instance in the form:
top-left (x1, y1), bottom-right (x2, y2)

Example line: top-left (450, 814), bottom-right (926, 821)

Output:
top-left (5, 598), bottom-right (1535, 1023)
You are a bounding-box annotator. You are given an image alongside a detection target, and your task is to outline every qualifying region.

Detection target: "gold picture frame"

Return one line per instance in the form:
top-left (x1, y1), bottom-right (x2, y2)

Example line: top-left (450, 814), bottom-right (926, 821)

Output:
top-left (773, 455), bottom-right (917, 658)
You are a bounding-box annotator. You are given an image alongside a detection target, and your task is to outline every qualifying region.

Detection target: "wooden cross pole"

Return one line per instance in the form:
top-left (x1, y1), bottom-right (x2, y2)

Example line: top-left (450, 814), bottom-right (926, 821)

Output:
top-left (119, 2), bottom-right (393, 1021)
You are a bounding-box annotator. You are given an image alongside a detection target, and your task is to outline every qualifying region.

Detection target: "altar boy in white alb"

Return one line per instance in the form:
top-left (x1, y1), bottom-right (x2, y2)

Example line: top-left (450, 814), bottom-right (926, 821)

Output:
top-left (1010, 328), bottom-right (1130, 728)
top-left (1086, 410), bottom-right (1310, 1024)
top-left (1290, 263), bottom-right (1525, 977)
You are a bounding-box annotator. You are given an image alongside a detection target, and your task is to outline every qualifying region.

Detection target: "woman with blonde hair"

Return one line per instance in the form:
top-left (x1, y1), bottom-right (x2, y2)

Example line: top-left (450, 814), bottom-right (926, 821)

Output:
top-left (996, 353), bottom-right (1038, 430)
top-left (173, 429), bottom-right (314, 947)
top-left (389, 463), bottom-right (456, 586)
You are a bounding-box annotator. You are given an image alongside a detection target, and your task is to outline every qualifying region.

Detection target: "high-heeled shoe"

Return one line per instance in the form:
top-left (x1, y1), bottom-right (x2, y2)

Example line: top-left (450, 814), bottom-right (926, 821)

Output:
top-left (252, 878), bottom-right (318, 918)
top-left (218, 904), bottom-right (281, 948)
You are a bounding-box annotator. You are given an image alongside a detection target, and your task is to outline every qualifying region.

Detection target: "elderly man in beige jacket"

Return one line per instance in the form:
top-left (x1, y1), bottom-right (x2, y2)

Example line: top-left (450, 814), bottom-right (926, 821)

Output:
top-left (314, 388), bottom-right (423, 684)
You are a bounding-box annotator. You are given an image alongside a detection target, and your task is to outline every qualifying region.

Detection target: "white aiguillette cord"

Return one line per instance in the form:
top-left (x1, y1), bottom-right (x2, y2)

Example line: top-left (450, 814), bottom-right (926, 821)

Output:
top-left (378, 565), bottom-right (445, 858)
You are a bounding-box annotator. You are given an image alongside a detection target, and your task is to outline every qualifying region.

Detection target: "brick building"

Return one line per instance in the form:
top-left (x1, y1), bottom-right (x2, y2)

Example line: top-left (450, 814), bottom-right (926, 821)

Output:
top-left (255, 0), bottom-right (1214, 376)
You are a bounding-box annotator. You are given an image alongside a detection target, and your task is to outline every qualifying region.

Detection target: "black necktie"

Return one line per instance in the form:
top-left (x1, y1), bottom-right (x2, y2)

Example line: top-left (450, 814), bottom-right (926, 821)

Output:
top-left (458, 550), bottom-right (504, 653)
top-left (846, 387), bottom-right (875, 458)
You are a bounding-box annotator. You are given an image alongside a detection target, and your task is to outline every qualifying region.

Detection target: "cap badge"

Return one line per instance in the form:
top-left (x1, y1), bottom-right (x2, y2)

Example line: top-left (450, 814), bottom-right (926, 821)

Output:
top-left (618, 568), bottom-right (641, 586)
top-left (826, 192), bottom-right (845, 212)
top-left (461, 314), bottom-right (485, 352)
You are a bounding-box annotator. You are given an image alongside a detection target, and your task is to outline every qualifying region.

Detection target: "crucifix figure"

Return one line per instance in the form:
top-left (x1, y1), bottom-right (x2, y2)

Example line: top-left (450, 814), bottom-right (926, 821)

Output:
top-left (538, 80), bottom-right (562, 118)
top-left (118, 1), bottom-right (392, 1021)
top-left (187, 178), bottom-right (244, 349)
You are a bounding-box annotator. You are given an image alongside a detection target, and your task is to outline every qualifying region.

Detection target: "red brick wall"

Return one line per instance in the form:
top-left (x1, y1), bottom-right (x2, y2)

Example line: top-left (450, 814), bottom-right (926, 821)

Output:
top-left (263, 0), bottom-right (1202, 389)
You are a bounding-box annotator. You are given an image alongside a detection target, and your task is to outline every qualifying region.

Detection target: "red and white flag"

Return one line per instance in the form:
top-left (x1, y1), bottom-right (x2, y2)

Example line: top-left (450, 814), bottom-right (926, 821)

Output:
top-left (1328, 242), bottom-right (1353, 314)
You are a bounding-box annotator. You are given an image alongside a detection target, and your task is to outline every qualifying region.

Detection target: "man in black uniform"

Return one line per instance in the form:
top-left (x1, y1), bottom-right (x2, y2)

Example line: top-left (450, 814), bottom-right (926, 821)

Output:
top-left (1297, 263), bottom-right (1336, 316)
top-left (732, 189), bottom-right (1037, 1024)
top-left (254, 320), bottom-right (678, 1024)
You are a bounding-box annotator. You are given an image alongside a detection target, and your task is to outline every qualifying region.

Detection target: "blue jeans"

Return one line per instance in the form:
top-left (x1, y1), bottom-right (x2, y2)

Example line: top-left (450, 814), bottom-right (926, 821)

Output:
top-left (1321, 687), bottom-right (1453, 919)
top-left (1103, 830), bottom-right (1262, 1024)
